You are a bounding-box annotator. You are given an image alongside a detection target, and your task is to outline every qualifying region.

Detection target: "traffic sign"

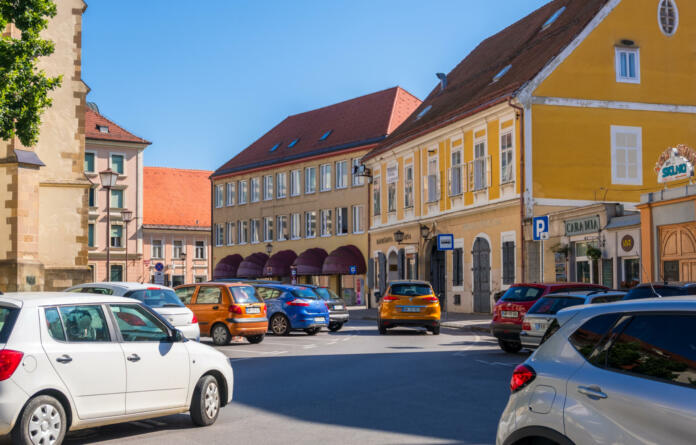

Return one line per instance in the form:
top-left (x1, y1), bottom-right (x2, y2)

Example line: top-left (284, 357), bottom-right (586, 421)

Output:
top-left (349, 265), bottom-right (357, 275)
top-left (533, 216), bottom-right (549, 241)
top-left (155, 262), bottom-right (164, 272)
top-left (437, 234), bottom-right (454, 251)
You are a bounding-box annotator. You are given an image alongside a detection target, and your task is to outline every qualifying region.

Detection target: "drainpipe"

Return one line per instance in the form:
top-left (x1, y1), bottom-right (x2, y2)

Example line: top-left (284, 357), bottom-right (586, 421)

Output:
top-left (508, 98), bottom-right (526, 281)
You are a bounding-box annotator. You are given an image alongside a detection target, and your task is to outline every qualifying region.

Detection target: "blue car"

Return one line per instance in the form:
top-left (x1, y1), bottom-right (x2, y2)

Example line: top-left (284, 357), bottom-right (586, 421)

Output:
top-left (253, 283), bottom-right (330, 335)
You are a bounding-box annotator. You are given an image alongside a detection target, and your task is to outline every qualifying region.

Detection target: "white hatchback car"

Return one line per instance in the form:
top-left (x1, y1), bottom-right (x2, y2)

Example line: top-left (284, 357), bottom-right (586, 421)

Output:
top-left (65, 282), bottom-right (200, 341)
top-left (0, 292), bottom-right (233, 445)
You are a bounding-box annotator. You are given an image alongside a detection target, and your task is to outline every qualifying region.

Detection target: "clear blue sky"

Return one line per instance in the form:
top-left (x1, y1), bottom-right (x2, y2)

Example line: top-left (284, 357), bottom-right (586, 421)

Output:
top-left (82, 0), bottom-right (548, 171)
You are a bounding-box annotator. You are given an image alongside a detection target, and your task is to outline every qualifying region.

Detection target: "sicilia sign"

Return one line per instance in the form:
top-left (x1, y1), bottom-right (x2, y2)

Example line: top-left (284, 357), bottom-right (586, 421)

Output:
top-left (655, 144), bottom-right (696, 183)
top-left (565, 216), bottom-right (600, 236)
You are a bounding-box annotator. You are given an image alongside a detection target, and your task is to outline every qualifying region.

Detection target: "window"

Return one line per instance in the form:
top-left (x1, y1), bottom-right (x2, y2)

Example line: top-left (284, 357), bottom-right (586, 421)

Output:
top-left (175, 286), bottom-right (196, 304)
top-left (277, 172), bottom-right (287, 198)
top-left (287, 138), bottom-right (299, 148)
top-left (320, 130), bottom-right (332, 141)
top-left (404, 165), bottom-right (414, 208)
top-left (110, 189), bottom-right (123, 209)
top-left (450, 151), bottom-right (463, 196)
top-left (473, 141), bottom-right (487, 191)
top-left (611, 126), bottom-right (642, 185)
top-left (502, 241), bottom-right (515, 285)
top-left (250, 219), bottom-right (260, 243)
top-left (110, 264), bottom-right (123, 282)
top-left (173, 240), bottom-right (184, 258)
top-left (290, 213), bottom-right (301, 239)
top-left (84, 152), bottom-right (95, 173)
top-left (277, 215), bottom-right (288, 241)
top-left (290, 170), bottom-right (301, 196)
top-left (238, 221), bottom-right (249, 244)
top-left (387, 165), bottom-right (397, 212)
top-left (45, 308), bottom-right (66, 341)
top-left (226, 222), bottom-right (235, 245)
top-left (151, 239), bottom-right (163, 259)
top-left (263, 217), bottom-right (273, 242)
top-left (568, 313), bottom-right (621, 361)
top-left (263, 175), bottom-right (273, 200)
top-left (111, 225), bottom-right (122, 248)
top-left (238, 180), bottom-right (248, 204)
top-left (305, 211), bottom-right (316, 238)
top-left (320, 164), bottom-right (331, 192)
top-left (373, 175), bottom-right (381, 216)
top-left (659, 0), bottom-right (678, 36)
top-left (250, 177), bottom-right (260, 202)
top-left (336, 207), bottom-right (348, 235)
top-left (623, 258), bottom-right (640, 286)
top-left (196, 287), bottom-right (222, 304)
top-left (88, 186), bottom-right (96, 207)
top-left (542, 6), bottom-right (565, 30)
top-left (59, 305), bottom-right (111, 342)
top-left (88, 223), bottom-right (95, 248)
top-left (215, 184), bottom-right (224, 208)
top-left (415, 105), bottom-right (432, 121)
top-left (195, 240), bottom-right (206, 259)
top-left (305, 167), bottom-right (316, 194)
top-left (336, 161), bottom-right (348, 189)
top-left (352, 205), bottom-right (364, 234)
top-left (492, 64), bottom-right (511, 83)
top-left (226, 182), bottom-right (235, 206)
top-left (215, 223), bottom-right (225, 246)
top-left (97, 125), bottom-right (109, 133)
top-left (110, 154), bottom-right (124, 174)
top-left (501, 132), bottom-right (514, 184)
top-left (352, 158), bottom-right (364, 186)
top-left (615, 47), bottom-right (640, 83)
top-left (320, 209), bottom-right (332, 236)
top-left (427, 158), bottom-right (439, 202)
top-left (270, 142), bottom-right (281, 152)
top-left (453, 248), bottom-right (463, 286)
top-left (111, 304), bottom-right (169, 342)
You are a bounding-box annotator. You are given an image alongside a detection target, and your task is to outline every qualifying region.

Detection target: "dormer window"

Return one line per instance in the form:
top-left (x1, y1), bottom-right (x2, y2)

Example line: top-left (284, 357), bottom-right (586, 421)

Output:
top-left (97, 125), bottom-right (109, 134)
top-left (492, 64), bottom-right (512, 83)
top-left (415, 105), bottom-right (432, 121)
top-left (615, 46), bottom-right (640, 84)
top-left (541, 6), bottom-right (565, 30)
top-left (658, 0), bottom-right (678, 36)
top-left (270, 142), bottom-right (281, 152)
top-left (319, 130), bottom-right (332, 141)
top-left (288, 138), bottom-right (299, 148)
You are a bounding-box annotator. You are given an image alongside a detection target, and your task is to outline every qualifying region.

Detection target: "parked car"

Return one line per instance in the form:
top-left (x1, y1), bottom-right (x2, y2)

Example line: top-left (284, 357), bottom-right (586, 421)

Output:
top-left (304, 285), bottom-right (349, 332)
top-left (519, 290), bottom-right (625, 350)
top-left (65, 282), bottom-right (200, 341)
top-left (252, 283), bottom-right (329, 336)
top-left (0, 292), bottom-right (233, 445)
top-left (491, 282), bottom-right (609, 353)
top-left (377, 280), bottom-right (440, 335)
top-left (497, 297), bottom-right (696, 445)
top-left (622, 282), bottom-right (693, 300)
top-left (174, 282), bottom-right (267, 345)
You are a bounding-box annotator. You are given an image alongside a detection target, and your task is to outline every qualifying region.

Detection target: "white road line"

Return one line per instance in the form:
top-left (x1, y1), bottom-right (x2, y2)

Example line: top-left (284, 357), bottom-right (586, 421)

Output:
top-left (303, 345), bottom-right (316, 349)
top-left (224, 349), bottom-right (288, 355)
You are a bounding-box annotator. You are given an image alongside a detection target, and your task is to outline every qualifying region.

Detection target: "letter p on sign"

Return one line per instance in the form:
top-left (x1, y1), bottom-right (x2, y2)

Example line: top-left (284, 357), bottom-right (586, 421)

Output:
top-left (533, 216), bottom-right (549, 241)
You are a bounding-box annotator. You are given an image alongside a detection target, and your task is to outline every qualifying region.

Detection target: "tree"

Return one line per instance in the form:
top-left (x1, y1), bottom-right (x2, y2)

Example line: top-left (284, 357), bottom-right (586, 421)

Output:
top-left (0, 0), bottom-right (62, 147)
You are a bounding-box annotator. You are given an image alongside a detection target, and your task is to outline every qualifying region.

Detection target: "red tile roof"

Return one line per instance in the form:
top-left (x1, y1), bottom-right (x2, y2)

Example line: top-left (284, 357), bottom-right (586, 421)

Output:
top-left (365, 0), bottom-right (608, 159)
top-left (212, 86), bottom-right (420, 178)
top-left (85, 108), bottom-right (151, 145)
top-left (143, 167), bottom-right (212, 227)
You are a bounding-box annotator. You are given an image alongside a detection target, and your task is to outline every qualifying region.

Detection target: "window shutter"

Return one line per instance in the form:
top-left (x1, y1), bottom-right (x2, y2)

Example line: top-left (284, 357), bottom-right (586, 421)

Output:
top-left (468, 161), bottom-right (474, 191)
top-left (367, 258), bottom-right (375, 289)
top-left (398, 248), bottom-right (405, 280)
top-left (423, 175), bottom-right (428, 203)
top-left (486, 154), bottom-right (492, 188)
top-left (447, 167), bottom-right (452, 196)
top-left (378, 253), bottom-right (387, 294)
top-left (462, 163), bottom-right (468, 193)
top-left (436, 171), bottom-right (441, 200)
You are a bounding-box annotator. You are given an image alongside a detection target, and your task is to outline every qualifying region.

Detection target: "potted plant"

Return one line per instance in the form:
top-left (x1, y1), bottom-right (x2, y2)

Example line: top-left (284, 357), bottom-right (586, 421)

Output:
top-left (586, 245), bottom-right (602, 261)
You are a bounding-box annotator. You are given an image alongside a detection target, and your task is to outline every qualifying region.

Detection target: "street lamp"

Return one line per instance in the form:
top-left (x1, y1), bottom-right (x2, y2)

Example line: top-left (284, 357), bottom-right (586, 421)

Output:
top-left (420, 224), bottom-right (432, 240)
top-left (99, 168), bottom-right (119, 281)
top-left (121, 209), bottom-right (133, 282)
top-left (393, 230), bottom-right (405, 244)
top-left (265, 242), bottom-right (273, 255)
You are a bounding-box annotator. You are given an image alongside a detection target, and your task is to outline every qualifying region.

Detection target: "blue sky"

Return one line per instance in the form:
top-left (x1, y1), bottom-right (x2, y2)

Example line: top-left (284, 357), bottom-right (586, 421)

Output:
top-left (82, 0), bottom-right (548, 171)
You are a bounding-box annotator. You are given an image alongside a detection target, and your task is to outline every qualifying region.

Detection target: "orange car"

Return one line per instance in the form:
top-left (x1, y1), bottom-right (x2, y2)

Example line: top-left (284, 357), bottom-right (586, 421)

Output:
top-left (175, 282), bottom-right (267, 345)
top-left (377, 280), bottom-right (441, 335)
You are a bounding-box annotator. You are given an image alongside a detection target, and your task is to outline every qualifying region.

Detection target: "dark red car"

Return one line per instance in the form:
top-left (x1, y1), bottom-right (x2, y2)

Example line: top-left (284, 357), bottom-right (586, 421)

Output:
top-left (491, 282), bottom-right (608, 353)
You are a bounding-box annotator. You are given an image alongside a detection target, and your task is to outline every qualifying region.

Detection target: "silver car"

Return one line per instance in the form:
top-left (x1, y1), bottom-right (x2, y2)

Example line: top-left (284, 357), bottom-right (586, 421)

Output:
top-left (497, 297), bottom-right (696, 445)
top-left (520, 290), bottom-right (625, 350)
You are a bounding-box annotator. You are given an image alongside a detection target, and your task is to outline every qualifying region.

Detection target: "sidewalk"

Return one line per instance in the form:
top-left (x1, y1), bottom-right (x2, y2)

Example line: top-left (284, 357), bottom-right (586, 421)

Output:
top-left (347, 306), bottom-right (491, 334)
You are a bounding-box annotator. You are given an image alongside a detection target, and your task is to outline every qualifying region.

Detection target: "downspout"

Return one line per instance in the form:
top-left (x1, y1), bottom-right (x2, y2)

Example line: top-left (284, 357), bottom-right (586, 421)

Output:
top-left (508, 98), bottom-right (525, 281)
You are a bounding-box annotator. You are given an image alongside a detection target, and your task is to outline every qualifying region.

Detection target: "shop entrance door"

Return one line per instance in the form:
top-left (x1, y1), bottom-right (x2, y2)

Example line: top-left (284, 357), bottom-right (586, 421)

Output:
top-left (472, 237), bottom-right (491, 313)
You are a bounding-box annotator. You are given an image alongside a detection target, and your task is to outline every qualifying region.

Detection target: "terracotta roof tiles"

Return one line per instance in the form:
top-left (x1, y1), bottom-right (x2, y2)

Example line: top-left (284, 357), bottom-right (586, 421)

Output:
top-left (86, 108), bottom-right (151, 145)
top-left (144, 167), bottom-right (212, 227)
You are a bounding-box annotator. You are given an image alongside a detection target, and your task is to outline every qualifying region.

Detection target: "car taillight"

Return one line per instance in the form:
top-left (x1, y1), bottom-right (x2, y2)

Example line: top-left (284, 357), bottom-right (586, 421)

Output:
top-left (286, 299), bottom-right (310, 307)
top-left (383, 296), bottom-right (399, 302)
top-left (324, 302), bottom-right (330, 311)
top-left (262, 303), bottom-right (267, 313)
top-left (510, 364), bottom-right (536, 392)
top-left (191, 314), bottom-right (198, 324)
top-left (522, 322), bottom-right (531, 331)
top-left (228, 304), bottom-right (243, 314)
top-left (0, 350), bottom-right (23, 381)
top-left (422, 296), bottom-right (439, 303)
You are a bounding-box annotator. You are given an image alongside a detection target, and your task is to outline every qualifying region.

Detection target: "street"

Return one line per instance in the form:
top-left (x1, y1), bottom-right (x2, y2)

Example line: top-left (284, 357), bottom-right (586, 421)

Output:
top-left (55, 321), bottom-right (525, 445)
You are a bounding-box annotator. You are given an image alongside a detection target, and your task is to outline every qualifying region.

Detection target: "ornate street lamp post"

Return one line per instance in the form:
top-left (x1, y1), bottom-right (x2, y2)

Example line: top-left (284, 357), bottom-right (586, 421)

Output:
top-left (121, 209), bottom-right (133, 282)
top-left (265, 242), bottom-right (273, 255)
top-left (99, 169), bottom-right (119, 282)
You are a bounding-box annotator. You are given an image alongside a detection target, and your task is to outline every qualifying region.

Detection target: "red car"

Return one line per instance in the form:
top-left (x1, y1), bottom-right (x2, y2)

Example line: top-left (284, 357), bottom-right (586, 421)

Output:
top-left (491, 282), bottom-right (608, 353)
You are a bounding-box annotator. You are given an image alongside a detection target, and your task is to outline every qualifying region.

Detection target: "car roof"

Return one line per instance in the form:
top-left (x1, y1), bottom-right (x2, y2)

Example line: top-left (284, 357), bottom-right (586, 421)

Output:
top-left (66, 282), bottom-right (172, 291)
top-left (509, 282), bottom-right (607, 289)
top-left (252, 283), bottom-right (312, 291)
top-left (556, 296), bottom-right (696, 326)
top-left (0, 292), bottom-right (139, 308)
top-left (192, 281), bottom-right (252, 287)
top-left (387, 280), bottom-right (431, 286)
top-left (543, 290), bottom-right (626, 298)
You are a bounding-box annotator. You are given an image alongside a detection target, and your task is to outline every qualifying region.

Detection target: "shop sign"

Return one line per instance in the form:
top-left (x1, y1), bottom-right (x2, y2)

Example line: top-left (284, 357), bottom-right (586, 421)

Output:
top-left (376, 236), bottom-right (393, 245)
top-left (565, 216), bottom-right (600, 236)
top-left (655, 145), bottom-right (696, 183)
top-left (621, 234), bottom-right (635, 252)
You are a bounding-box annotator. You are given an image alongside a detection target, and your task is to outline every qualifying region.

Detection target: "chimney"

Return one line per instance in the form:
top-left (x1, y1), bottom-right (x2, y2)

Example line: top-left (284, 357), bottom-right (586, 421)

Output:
top-left (436, 73), bottom-right (447, 92)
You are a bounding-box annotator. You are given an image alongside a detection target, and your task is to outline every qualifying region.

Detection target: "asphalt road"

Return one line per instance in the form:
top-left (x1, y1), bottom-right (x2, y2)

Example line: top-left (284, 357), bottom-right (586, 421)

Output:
top-left (49, 321), bottom-right (527, 445)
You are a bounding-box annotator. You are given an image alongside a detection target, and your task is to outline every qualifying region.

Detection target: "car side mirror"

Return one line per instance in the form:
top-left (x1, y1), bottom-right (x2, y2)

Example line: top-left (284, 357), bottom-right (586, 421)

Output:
top-left (171, 329), bottom-right (186, 342)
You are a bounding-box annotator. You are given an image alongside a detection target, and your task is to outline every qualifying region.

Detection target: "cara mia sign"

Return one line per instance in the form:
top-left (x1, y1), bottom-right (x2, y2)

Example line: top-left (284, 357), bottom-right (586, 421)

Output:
top-left (655, 145), bottom-right (696, 183)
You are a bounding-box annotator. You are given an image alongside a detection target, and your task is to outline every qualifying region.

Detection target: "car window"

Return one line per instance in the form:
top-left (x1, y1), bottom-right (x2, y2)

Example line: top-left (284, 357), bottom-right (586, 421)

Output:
top-left (44, 307), bottom-right (66, 341)
top-left (389, 284), bottom-right (432, 296)
top-left (500, 286), bottom-right (543, 302)
top-left (66, 288), bottom-right (84, 293)
top-left (0, 306), bottom-right (19, 343)
top-left (231, 286), bottom-right (262, 304)
top-left (255, 287), bottom-right (281, 300)
top-left (605, 314), bottom-right (696, 388)
top-left (175, 286), bottom-right (196, 304)
top-left (292, 287), bottom-right (319, 300)
top-left (125, 288), bottom-right (184, 308)
top-left (568, 313), bottom-right (621, 361)
top-left (59, 305), bottom-right (111, 342)
top-left (528, 296), bottom-right (585, 315)
top-left (195, 287), bottom-right (222, 304)
top-left (82, 287), bottom-right (114, 295)
top-left (591, 294), bottom-right (623, 304)
top-left (549, 286), bottom-right (605, 294)
top-left (110, 304), bottom-right (170, 342)
top-left (623, 286), bottom-right (683, 300)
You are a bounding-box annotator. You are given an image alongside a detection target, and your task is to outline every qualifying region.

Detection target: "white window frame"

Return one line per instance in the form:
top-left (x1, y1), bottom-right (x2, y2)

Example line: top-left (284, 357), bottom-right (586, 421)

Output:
top-left (500, 130), bottom-right (515, 184)
top-left (151, 239), bottom-right (163, 259)
top-left (426, 156), bottom-right (440, 203)
top-left (404, 164), bottom-right (414, 208)
top-left (658, 0), bottom-right (679, 37)
top-left (226, 182), bottom-right (235, 206)
top-left (238, 221), bottom-right (248, 244)
top-left (449, 149), bottom-right (463, 196)
top-left (305, 211), bottom-right (316, 239)
top-left (290, 213), bottom-right (301, 240)
top-left (215, 223), bottom-right (225, 247)
top-left (277, 172), bottom-right (287, 199)
top-left (277, 215), bottom-right (288, 241)
top-left (250, 219), bottom-right (260, 244)
top-left (109, 152), bottom-right (126, 176)
top-left (238, 180), bottom-right (248, 204)
top-left (226, 222), bottom-right (235, 246)
top-left (305, 167), bottom-right (316, 194)
top-left (250, 177), bottom-right (260, 202)
top-left (615, 47), bottom-right (640, 84)
top-left (320, 164), bottom-right (332, 192)
top-left (320, 209), bottom-right (332, 237)
top-left (351, 158), bottom-right (364, 186)
top-left (194, 240), bottom-right (207, 259)
top-left (173, 239), bottom-right (185, 258)
top-left (215, 184), bottom-right (224, 208)
top-left (263, 175), bottom-right (273, 201)
top-left (352, 205), bottom-right (364, 234)
top-left (110, 188), bottom-right (125, 209)
top-left (336, 207), bottom-right (349, 235)
top-left (373, 174), bottom-right (382, 216)
top-left (263, 217), bottom-right (273, 242)
top-left (610, 125), bottom-right (643, 186)
top-left (290, 170), bottom-right (301, 196)
top-left (336, 160), bottom-right (348, 189)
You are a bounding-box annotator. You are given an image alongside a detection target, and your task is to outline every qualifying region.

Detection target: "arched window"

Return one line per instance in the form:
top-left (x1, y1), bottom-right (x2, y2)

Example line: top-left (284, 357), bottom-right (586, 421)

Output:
top-left (658, 0), bottom-right (678, 36)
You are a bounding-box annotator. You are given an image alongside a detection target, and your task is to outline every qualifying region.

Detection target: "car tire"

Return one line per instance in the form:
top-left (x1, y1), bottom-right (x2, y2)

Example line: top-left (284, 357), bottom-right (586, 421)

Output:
top-left (211, 323), bottom-right (231, 346)
top-left (498, 339), bottom-right (522, 353)
top-left (246, 334), bottom-right (264, 344)
top-left (190, 375), bottom-right (220, 427)
top-left (378, 322), bottom-right (387, 335)
top-left (431, 325), bottom-right (440, 335)
top-left (12, 395), bottom-right (67, 445)
top-left (328, 322), bottom-right (343, 332)
top-left (270, 314), bottom-right (291, 336)
top-left (305, 327), bottom-right (319, 335)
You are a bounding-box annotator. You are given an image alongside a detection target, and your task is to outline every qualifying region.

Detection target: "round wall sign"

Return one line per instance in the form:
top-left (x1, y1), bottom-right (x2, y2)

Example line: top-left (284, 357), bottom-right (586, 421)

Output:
top-left (621, 235), bottom-right (635, 252)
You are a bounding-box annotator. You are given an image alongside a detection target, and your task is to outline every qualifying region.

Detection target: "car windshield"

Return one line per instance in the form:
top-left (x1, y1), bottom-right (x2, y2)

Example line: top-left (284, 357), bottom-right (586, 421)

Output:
top-left (314, 287), bottom-right (339, 301)
top-left (231, 286), bottom-right (262, 304)
top-left (500, 286), bottom-right (543, 302)
top-left (528, 296), bottom-right (586, 315)
top-left (389, 284), bottom-right (432, 296)
top-left (292, 288), bottom-right (319, 300)
top-left (125, 289), bottom-right (184, 308)
top-left (0, 306), bottom-right (19, 343)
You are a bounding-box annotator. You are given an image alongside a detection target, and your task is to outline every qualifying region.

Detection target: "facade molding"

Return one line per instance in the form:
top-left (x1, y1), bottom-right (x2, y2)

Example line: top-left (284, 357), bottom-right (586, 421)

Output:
top-left (532, 96), bottom-right (696, 114)
top-left (534, 197), bottom-right (638, 211)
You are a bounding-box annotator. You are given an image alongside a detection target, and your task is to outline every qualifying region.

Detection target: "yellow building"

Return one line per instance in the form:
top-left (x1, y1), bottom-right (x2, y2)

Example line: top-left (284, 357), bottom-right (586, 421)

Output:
top-left (211, 87), bottom-right (420, 303)
top-left (363, 0), bottom-right (695, 312)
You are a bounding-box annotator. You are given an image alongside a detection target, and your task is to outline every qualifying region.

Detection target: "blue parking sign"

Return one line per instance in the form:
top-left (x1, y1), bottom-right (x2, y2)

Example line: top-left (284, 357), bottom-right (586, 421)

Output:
top-left (533, 216), bottom-right (549, 241)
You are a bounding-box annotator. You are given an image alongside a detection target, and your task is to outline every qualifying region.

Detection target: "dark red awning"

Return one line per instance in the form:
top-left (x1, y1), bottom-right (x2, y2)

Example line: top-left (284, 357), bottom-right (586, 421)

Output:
top-left (322, 245), bottom-right (366, 275)
top-left (237, 252), bottom-right (269, 278)
top-left (293, 248), bottom-right (328, 276)
top-left (213, 254), bottom-right (244, 279)
top-left (263, 250), bottom-right (298, 277)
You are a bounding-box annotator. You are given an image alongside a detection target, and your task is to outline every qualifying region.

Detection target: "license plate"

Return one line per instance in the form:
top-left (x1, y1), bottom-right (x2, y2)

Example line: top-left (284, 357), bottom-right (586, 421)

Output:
top-left (534, 323), bottom-right (546, 331)
top-left (401, 307), bottom-right (421, 313)
top-left (314, 317), bottom-right (325, 322)
top-left (502, 311), bottom-right (518, 318)
top-left (246, 307), bottom-right (261, 314)
top-left (333, 305), bottom-right (344, 310)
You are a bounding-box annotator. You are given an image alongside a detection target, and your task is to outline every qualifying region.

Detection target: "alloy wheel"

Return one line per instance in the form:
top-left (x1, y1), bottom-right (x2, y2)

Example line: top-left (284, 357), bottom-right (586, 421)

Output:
top-left (271, 315), bottom-right (288, 334)
top-left (212, 325), bottom-right (228, 344)
top-left (28, 404), bottom-right (61, 445)
top-left (204, 381), bottom-right (219, 419)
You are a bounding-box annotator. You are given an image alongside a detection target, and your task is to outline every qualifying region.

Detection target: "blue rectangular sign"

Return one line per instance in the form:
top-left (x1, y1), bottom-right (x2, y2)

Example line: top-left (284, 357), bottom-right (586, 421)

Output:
top-left (437, 234), bottom-right (454, 251)
top-left (533, 216), bottom-right (549, 241)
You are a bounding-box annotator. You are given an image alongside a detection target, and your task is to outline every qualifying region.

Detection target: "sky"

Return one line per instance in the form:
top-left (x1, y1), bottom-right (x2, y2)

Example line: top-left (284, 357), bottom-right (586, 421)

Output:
top-left (82, 0), bottom-right (549, 171)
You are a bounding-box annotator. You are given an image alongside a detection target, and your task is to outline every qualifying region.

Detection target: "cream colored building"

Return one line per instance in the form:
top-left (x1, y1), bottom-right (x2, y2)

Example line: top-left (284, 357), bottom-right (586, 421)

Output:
top-left (0, 1), bottom-right (90, 291)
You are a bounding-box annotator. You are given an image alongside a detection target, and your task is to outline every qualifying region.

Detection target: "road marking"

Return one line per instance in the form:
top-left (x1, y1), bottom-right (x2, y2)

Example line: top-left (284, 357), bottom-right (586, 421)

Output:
top-left (303, 344), bottom-right (316, 349)
top-left (224, 349), bottom-right (287, 355)
top-left (475, 359), bottom-right (515, 367)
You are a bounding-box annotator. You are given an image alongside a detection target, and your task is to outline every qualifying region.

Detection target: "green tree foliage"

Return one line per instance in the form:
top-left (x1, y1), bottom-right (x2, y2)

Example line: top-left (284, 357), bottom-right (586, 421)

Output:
top-left (0, 0), bottom-right (62, 147)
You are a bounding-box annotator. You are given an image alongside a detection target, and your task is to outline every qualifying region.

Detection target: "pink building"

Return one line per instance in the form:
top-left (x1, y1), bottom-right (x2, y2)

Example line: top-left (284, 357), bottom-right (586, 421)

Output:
top-left (85, 104), bottom-right (150, 282)
top-left (143, 167), bottom-right (212, 286)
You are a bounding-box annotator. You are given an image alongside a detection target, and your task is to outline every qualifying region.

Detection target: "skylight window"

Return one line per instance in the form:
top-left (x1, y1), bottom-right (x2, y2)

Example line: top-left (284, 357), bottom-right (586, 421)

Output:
top-left (97, 125), bottom-right (109, 134)
top-left (415, 105), bottom-right (432, 121)
top-left (288, 138), bottom-right (299, 148)
top-left (542, 6), bottom-right (565, 30)
top-left (492, 65), bottom-right (512, 83)
top-left (319, 130), bottom-right (332, 141)
top-left (270, 142), bottom-right (281, 152)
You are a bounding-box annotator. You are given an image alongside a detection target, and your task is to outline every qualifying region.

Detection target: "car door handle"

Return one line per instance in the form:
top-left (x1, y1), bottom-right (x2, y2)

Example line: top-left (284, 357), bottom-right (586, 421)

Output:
top-left (212, 306), bottom-right (219, 310)
top-left (56, 354), bottom-right (72, 364)
top-left (578, 385), bottom-right (607, 399)
top-left (127, 354), bottom-right (141, 362)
